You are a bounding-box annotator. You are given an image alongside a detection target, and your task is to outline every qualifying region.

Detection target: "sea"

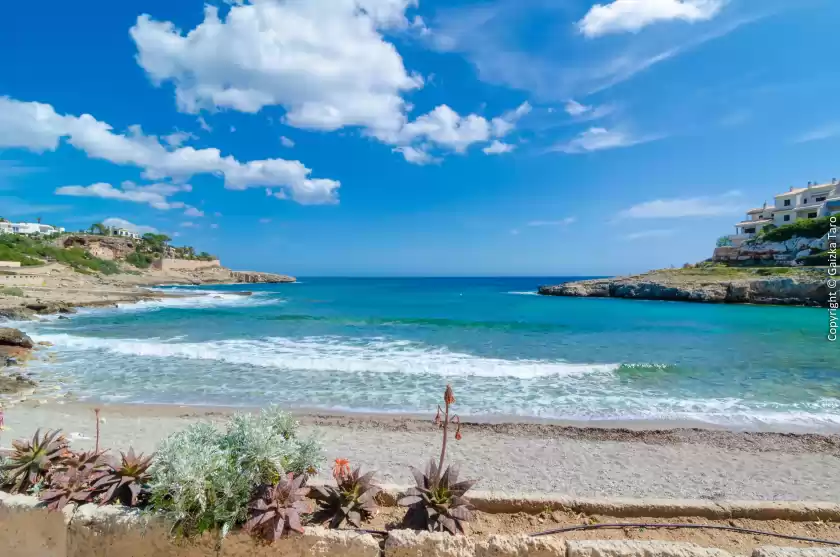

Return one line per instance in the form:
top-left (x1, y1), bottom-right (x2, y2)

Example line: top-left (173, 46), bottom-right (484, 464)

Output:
top-left (14, 277), bottom-right (840, 432)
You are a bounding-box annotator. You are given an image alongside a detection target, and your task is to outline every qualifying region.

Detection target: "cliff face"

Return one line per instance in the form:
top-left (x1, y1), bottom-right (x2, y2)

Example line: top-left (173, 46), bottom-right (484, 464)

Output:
top-left (229, 271), bottom-right (295, 284)
top-left (539, 269), bottom-right (829, 307)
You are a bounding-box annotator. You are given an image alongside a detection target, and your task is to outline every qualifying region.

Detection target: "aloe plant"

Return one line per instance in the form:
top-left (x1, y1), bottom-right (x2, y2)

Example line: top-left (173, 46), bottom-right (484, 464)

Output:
top-left (1, 429), bottom-right (67, 494)
top-left (311, 460), bottom-right (380, 528)
top-left (244, 473), bottom-right (310, 541)
top-left (93, 448), bottom-right (153, 507)
top-left (40, 450), bottom-right (105, 511)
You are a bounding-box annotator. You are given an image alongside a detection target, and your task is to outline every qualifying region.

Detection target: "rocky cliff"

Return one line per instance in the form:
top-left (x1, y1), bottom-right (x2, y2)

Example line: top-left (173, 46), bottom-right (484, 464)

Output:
top-left (539, 268), bottom-right (829, 307)
top-left (229, 271), bottom-right (296, 284)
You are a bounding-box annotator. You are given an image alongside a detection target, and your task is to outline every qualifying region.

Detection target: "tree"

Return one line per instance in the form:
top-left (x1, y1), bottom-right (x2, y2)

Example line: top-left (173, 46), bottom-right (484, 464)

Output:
top-left (90, 223), bottom-right (108, 235)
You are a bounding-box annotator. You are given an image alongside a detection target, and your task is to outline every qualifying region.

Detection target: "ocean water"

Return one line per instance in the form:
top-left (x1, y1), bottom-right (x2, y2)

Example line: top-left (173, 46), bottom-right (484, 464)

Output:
top-left (15, 277), bottom-right (840, 432)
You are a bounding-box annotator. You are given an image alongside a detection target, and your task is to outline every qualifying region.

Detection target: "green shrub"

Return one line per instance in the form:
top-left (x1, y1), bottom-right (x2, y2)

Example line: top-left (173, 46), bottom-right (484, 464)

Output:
top-left (761, 216), bottom-right (832, 242)
top-left (125, 251), bottom-right (153, 269)
top-left (715, 236), bottom-right (733, 247)
top-left (0, 234), bottom-right (119, 274)
top-left (149, 408), bottom-right (322, 537)
top-left (0, 286), bottom-right (25, 297)
top-left (799, 251), bottom-right (831, 266)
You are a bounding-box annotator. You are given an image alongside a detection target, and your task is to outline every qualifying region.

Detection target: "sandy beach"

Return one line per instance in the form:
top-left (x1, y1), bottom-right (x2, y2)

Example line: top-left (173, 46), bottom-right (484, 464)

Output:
top-left (3, 401), bottom-right (839, 502)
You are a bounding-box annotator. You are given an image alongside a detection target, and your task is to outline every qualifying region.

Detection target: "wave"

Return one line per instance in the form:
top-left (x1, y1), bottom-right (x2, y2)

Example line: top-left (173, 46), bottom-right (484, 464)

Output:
top-left (115, 290), bottom-right (283, 312)
top-left (261, 313), bottom-right (566, 332)
top-left (507, 291), bottom-right (538, 296)
top-left (36, 333), bottom-right (619, 379)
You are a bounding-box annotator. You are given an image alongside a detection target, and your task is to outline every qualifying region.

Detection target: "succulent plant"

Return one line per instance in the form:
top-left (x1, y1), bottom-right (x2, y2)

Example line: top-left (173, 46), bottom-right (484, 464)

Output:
top-left (92, 448), bottom-right (153, 507)
top-left (244, 473), bottom-right (310, 542)
top-left (311, 460), bottom-right (380, 528)
top-left (399, 459), bottom-right (476, 535)
top-left (0, 428), bottom-right (68, 494)
top-left (40, 450), bottom-right (106, 511)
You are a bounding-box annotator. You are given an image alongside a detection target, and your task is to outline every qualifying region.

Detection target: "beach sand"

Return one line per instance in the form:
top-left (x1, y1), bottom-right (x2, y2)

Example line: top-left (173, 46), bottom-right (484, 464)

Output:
top-left (3, 401), bottom-right (839, 502)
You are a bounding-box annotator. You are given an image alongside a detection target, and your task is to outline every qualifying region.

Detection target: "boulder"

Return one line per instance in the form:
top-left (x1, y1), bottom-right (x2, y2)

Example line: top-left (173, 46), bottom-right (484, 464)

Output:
top-left (0, 327), bottom-right (34, 349)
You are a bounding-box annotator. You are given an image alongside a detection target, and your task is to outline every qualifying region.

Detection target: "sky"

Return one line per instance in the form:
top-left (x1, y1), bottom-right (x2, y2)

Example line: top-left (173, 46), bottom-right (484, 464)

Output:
top-left (1, 0), bottom-right (838, 276)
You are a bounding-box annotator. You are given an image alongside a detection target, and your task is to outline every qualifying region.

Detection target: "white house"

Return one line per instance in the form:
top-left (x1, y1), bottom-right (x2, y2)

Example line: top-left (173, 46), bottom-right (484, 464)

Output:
top-left (113, 228), bottom-right (140, 239)
top-left (730, 179), bottom-right (840, 245)
top-left (0, 221), bottom-right (65, 235)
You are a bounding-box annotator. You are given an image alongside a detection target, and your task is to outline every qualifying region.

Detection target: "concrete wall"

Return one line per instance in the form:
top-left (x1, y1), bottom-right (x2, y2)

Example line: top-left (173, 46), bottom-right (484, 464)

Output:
top-left (152, 258), bottom-right (221, 271)
top-left (0, 261), bottom-right (22, 268)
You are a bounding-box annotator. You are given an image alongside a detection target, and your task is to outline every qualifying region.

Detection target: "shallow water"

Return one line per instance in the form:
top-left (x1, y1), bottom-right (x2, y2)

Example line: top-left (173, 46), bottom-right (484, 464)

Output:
top-left (17, 277), bottom-right (840, 431)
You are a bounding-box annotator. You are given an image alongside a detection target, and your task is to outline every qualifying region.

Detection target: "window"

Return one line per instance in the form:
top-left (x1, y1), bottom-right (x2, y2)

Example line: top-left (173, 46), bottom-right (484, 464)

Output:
top-left (745, 227), bottom-right (756, 234)
top-left (783, 215), bottom-right (791, 221)
top-left (784, 199), bottom-right (791, 206)
top-left (816, 196), bottom-right (826, 202)
top-left (808, 213), bottom-right (817, 218)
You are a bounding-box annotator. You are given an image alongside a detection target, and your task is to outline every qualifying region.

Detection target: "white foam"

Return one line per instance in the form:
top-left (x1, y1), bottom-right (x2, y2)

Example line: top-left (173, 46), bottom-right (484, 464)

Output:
top-left (36, 333), bottom-right (619, 379)
top-left (115, 290), bottom-right (282, 312)
top-left (507, 291), bottom-right (538, 296)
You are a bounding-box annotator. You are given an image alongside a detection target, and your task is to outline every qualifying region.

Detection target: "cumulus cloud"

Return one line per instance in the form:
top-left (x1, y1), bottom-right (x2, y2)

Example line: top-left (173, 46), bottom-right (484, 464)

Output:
top-left (129, 2), bottom-right (528, 162)
top-left (551, 127), bottom-right (659, 154)
top-left (618, 191), bottom-right (743, 218)
top-left (183, 207), bottom-right (205, 217)
top-left (393, 146), bottom-right (439, 165)
top-left (483, 140), bottom-right (515, 155)
top-left (565, 100), bottom-right (590, 116)
top-left (578, 0), bottom-right (725, 38)
top-left (163, 130), bottom-right (196, 147)
top-left (280, 136), bottom-right (295, 148)
top-left (55, 181), bottom-right (194, 211)
top-left (102, 217), bottom-right (159, 235)
top-left (0, 96), bottom-right (340, 205)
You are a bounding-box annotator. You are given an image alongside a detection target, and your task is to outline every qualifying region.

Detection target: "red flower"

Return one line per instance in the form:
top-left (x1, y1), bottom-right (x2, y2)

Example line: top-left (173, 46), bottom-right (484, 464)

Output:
top-left (332, 458), bottom-right (351, 481)
top-left (444, 385), bottom-right (455, 406)
top-left (434, 406), bottom-right (442, 426)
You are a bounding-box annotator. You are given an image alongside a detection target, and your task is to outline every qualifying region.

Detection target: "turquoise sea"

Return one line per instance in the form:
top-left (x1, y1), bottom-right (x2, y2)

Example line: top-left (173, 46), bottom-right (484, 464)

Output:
top-left (17, 277), bottom-right (840, 432)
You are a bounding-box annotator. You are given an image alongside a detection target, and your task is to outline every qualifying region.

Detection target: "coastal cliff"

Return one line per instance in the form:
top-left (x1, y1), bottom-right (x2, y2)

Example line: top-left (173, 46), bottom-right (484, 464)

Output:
top-left (539, 267), bottom-right (829, 307)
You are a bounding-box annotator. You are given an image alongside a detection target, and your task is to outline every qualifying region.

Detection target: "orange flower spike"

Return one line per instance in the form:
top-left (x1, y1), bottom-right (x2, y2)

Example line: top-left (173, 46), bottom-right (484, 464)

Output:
top-left (332, 458), bottom-right (351, 481)
top-left (453, 415), bottom-right (462, 440)
top-left (444, 384), bottom-right (455, 406)
top-left (433, 406), bottom-right (442, 426)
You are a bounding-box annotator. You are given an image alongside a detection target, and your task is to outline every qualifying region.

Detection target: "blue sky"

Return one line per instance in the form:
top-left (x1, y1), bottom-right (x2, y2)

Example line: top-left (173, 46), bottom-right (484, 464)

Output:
top-left (1, 0), bottom-right (838, 276)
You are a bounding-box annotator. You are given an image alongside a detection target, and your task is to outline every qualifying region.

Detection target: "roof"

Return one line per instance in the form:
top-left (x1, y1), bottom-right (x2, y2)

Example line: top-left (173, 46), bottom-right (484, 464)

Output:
top-left (775, 182), bottom-right (837, 198)
top-left (735, 219), bottom-right (773, 227)
top-left (746, 208), bottom-right (765, 214)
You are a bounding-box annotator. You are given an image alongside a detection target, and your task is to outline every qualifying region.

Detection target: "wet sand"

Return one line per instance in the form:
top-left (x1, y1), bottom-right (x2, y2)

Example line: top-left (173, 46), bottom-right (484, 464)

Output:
top-left (3, 401), bottom-right (839, 502)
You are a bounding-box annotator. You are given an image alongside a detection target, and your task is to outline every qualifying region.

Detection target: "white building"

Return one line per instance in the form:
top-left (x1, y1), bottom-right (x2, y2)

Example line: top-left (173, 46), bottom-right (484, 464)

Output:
top-left (0, 221), bottom-right (65, 235)
top-left (730, 179), bottom-right (840, 245)
top-left (113, 228), bottom-right (140, 239)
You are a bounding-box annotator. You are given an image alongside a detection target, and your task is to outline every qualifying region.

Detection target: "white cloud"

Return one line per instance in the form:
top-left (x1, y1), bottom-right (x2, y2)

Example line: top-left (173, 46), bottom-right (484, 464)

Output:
top-left (565, 100), bottom-right (590, 116)
top-left (393, 146), bottom-right (439, 165)
top-left (197, 116), bottom-right (212, 132)
top-left (102, 217), bottom-right (158, 235)
top-left (183, 207), bottom-right (205, 217)
top-left (180, 221), bottom-right (196, 228)
top-left (578, 0), bottom-right (725, 38)
top-left (527, 217), bottom-right (577, 227)
top-left (792, 123), bottom-right (840, 144)
top-left (483, 140), bottom-right (515, 155)
top-left (131, 2), bottom-right (422, 133)
top-left (258, 217), bottom-right (272, 224)
top-left (618, 191), bottom-right (743, 218)
top-left (55, 181), bottom-right (194, 211)
top-left (623, 229), bottom-right (675, 241)
top-left (130, 3), bottom-right (527, 161)
top-left (552, 127), bottom-right (659, 154)
top-left (0, 96), bottom-right (340, 205)
top-left (280, 136), bottom-right (295, 148)
top-left (163, 130), bottom-right (196, 147)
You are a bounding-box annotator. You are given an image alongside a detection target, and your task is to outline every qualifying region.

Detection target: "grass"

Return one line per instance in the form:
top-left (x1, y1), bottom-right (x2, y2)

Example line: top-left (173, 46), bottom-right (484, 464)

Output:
top-left (0, 286), bottom-right (25, 297)
top-left (757, 216), bottom-right (832, 242)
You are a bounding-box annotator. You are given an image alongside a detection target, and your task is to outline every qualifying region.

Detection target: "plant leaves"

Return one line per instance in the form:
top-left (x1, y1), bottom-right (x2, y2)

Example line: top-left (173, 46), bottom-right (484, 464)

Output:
top-left (398, 495), bottom-right (422, 506)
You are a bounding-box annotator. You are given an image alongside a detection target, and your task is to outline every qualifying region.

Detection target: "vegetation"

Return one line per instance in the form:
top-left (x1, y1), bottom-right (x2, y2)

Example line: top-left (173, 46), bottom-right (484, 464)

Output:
top-left (125, 251), bottom-right (154, 269)
top-left (0, 429), bottom-right (68, 494)
top-left (0, 286), bottom-right (25, 297)
top-left (0, 234), bottom-right (120, 274)
top-left (147, 408), bottom-right (322, 537)
top-left (40, 450), bottom-right (107, 511)
top-left (311, 460), bottom-right (380, 528)
top-left (399, 385), bottom-right (477, 535)
top-left (715, 236), bottom-right (733, 247)
top-left (244, 473), bottom-right (309, 541)
top-left (758, 216), bottom-right (832, 242)
top-left (93, 448), bottom-right (155, 507)
top-left (799, 251), bottom-right (831, 266)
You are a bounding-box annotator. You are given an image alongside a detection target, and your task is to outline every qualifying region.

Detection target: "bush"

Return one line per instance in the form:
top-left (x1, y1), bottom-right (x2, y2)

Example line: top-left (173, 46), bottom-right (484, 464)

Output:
top-left (761, 216), bottom-right (832, 242)
top-left (125, 251), bottom-right (153, 269)
top-left (0, 234), bottom-right (120, 274)
top-left (0, 286), bottom-right (25, 297)
top-left (799, 251), bottom-right (831, 266)
top-left (149, 408), bottom-right (322, 537)
top-left (715, 236), bottom-right (733, 247)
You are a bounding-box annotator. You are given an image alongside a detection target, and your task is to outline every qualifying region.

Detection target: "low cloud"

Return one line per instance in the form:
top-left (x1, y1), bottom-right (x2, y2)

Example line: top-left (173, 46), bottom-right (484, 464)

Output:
top-left (578, 0), bottom-right (725, 38)
top-left (483, 140), bottom-right (515, 155)
top-left (102, 217), bottom-right (158, 235)
top-left (618, 191), bottom-right (743, 219)
top-left (550, 127), bottom-right (660, 154)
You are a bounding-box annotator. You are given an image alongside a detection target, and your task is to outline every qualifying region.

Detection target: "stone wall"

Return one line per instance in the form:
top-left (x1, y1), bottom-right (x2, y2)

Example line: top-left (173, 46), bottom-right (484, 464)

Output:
top-left (152, 258), bottom-right (222, 271)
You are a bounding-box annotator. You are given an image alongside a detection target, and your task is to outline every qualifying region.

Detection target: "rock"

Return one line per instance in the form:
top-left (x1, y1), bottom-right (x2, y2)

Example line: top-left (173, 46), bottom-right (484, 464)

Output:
top-left (0, 328), bottom-right (34, 348)
top-left (230, 271), bottom-right (296, 283)
top-left (0, 307), bottom-right (36, 321)
top-left (58, 315), bottom-right (70, 320)
top-left (795, 249), bottom-right (812, 260)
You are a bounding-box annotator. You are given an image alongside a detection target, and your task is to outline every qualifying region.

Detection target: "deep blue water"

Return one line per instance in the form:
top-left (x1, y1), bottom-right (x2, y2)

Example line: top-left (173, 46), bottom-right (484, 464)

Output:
top-left (18, 277), bottom-right (840, 431)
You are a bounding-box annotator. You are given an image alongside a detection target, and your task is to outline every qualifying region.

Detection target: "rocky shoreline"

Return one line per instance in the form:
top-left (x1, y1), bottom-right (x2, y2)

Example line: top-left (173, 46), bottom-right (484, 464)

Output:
top-left (539, 268), bottom-right (829, 307)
